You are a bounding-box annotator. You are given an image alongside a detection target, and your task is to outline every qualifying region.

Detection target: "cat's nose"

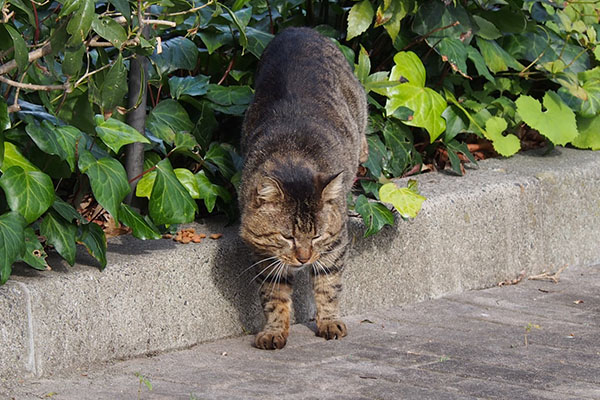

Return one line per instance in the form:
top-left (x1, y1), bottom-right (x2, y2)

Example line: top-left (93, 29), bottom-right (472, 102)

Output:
top-left (295, 248), bottom-right (311, 264)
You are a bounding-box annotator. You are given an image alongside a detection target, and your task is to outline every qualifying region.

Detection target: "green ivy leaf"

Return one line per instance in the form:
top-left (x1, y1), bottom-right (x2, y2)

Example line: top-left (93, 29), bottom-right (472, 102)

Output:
top-left (221, 4), bottom-right (248, 50)
top-left (0, 142), bottom-right (39, 172)
top-left (168, 75), bottom-right (210, 99)
top-left (174, 168), bottom-right (200, 199)
top-left (52, 197), bottom-right (85, 223)
top-left (388, 51), bottom-right (425, 87)
top-left (1, 98), bottom-right (9, 133)
top-left (473, 15), bottom-right (502, 40)
top-left (198, 30), bottom-right (231, 55)
top-left (245, 27), bottom-right (274, 58)
top-left (386, 86), bottom-right (446, 142)
top-left (19, 227), bottom-right (49, 271)
top-left (204, 143), bottom-right (236, 179)
top-left (515, 92), bottom-right (578, 146)
top-left (484, 117), bottom-right (521, 157)
top-left (108, 0), bottom-right (130, 22)
top-left (4, 25), bottom-right (28, 72)
top-left (356, 46), bottom-right (371, 83)
top-left (0, 212), bottom-right (26, 284)
top-left (95, 115), bottom-right (150, 154)
top-left (347, 0), bottom-right (374, 40)
top-left (476, 37), bottom-right (523, 73)
top-left (91, 16), bottom-right (128, 48)
top-left (149, 159), bottom-right (197, 225)
top-left (0, 166), bottom-right (55, 224)
top-left (78, 222), bottom-right (107, 269)
top-left (135, 170), bottom-right (156, 198)
top-left (146, 100), bottom-right (194, 145)
top-left (78, 150), bottom-right (130, 225)
top-left (385, 52), bottom-right (447, 141)
top-left (63, 45), bottom-right (86, 76)
top-left (354, 195), bottom-right (394, 237)
top-left (363, 135), bottom-right (388, 179)
top-left (151, 37), bottom-right (199, 75)
top-left (466, 47), bottom-right (495, 83)
top-left (436, 38), bottom-right (469, 78)
top-left (66, 0), bottom-right (95, 46)
top-left (40, 210), bottom-right (77, 266)
top-left (25, 121), bottom-right (81, 171)
top-left (205, 85), bottom-right (253, 106)
top-left (99, 54), bottom-right (128, 112)
top-left (119, 204), bottom-right (161, 240)
top-left (379, 182), bottom-right (425, 219)
top-left (573, 115), bottom-right (600, 151)
top-left (195, 171), bottom-right (230, 212)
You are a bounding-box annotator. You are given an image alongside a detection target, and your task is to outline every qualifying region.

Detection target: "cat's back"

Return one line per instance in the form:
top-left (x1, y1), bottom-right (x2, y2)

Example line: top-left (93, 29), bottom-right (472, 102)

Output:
top-left (252, 27), bottom-right (358, 106)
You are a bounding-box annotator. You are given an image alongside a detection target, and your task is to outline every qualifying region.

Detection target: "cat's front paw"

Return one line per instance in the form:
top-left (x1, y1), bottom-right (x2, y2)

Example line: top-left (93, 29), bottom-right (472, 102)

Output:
top-left (317, 320), bottom-right (347, 340)
top-left (255, 330), bottom-right (288, 350)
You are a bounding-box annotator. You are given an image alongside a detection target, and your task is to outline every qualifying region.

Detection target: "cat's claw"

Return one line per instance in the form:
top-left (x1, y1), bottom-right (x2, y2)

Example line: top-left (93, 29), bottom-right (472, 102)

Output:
top-left (317, 320), bottom-right (347, 340)
top-left (255, 330), bottom-right (288, 350)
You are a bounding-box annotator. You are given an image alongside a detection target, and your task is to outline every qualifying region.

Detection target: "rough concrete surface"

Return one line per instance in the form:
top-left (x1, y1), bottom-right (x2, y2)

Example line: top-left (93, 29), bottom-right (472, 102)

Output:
top-left (1, 147), bottom-right (600, 384)
top-left (4, 263), bottom-right (599, 399)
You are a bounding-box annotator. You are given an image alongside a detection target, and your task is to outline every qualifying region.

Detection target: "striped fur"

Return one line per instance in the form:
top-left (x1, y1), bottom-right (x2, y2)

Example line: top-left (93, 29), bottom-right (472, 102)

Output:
top-left (239, 27), bottom-right (367, 350)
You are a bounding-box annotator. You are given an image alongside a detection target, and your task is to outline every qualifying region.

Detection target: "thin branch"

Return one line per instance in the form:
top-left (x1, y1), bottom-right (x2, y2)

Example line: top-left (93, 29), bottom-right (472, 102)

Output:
top-left (0, 43), bottom-right (52, 75)
top-left (165, 1), bottom-right (214, 16)
top-left (0, 75), bottom-right (70, 92)
top-left (113, 16), bottom-right (177, 27)
top-left (218, 56), bottom-right (235, 85)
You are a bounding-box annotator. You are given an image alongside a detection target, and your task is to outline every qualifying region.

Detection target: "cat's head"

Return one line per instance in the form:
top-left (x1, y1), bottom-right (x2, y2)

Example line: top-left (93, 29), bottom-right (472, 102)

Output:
top-left (240, 164), bottom-right (345, 267)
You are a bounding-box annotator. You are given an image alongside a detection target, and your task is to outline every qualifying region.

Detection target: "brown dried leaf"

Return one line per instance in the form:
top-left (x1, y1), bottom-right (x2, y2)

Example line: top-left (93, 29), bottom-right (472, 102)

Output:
top-left (210, 233), bottom-right (223, 240)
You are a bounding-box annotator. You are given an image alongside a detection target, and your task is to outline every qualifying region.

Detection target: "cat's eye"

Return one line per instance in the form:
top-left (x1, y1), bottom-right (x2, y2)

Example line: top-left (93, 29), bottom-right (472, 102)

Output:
top-left (281, 234), bottom-right (294, 242)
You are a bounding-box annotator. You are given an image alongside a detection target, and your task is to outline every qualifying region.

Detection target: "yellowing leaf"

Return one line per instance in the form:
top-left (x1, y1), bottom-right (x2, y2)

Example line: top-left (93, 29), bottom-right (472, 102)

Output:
top-left (379, 182), bottom-right (426, 219)
top-left (573, 115), bottom-right (600, 151)
top-left (484, 117), bottom-right (521, 157)
top-left (515, 92), bottom-right (578, 146)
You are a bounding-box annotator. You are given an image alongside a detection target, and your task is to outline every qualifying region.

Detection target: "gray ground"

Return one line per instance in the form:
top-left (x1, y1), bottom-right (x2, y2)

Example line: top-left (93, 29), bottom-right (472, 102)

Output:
top-left (4, 263), bottom-right (599, 400)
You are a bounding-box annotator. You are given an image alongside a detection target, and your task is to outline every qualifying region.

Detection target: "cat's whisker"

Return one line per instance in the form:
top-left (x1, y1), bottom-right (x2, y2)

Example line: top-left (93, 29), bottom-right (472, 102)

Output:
top-left (269, 261), bottom-right (286, 297)
top-left (250, 259), bottom-right (281, 285)
top-left (237, 256), bottom-right (279, 279)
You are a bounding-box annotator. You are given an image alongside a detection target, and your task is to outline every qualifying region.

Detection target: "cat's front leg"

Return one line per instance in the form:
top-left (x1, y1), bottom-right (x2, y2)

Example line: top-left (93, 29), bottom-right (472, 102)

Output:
top-left (312, 265), bottom-right (347, 340)
top-left (255, 278), bottom-right (293, 350)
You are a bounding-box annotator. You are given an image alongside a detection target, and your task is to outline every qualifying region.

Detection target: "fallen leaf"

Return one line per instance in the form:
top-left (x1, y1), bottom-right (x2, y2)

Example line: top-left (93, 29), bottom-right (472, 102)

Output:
top-left (574, 300), bottom-right (584, 304)
top-left (210, 233), bottom-right (223, 240)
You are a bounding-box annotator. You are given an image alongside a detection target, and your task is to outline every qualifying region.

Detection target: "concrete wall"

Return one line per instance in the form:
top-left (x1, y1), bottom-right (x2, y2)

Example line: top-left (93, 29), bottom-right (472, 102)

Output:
top-left (1, 147), bottom-right (599, 384)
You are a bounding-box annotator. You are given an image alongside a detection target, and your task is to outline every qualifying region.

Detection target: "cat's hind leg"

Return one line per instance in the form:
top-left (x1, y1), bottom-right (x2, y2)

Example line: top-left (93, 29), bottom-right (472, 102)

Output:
top-left (255, 277), bottom-right (293, 350)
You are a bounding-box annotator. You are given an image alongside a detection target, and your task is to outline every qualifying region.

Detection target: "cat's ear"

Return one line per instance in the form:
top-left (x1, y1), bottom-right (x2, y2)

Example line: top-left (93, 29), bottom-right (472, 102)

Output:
top-left (256, 177), bottom-right (284, 205)
top-left (320, 172), bottom-right (344, 203)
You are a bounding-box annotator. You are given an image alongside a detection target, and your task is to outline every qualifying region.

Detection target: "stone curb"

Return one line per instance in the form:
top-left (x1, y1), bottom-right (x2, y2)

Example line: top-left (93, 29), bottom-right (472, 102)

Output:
top-left (2, 147), bottom-right (600, 384)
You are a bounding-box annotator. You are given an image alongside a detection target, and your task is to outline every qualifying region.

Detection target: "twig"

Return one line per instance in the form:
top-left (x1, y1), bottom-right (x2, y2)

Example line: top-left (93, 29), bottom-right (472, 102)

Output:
top-left (218, 56), bottom-right (235, 85)
top-left (164, 1), bottom-right (214, 16)
top-left (0, 42), bottom-right (52, 75)
top-left (0, 75), bottom-right (70, 92)
top-left (528, 264), bottom-right (568, 283)
top-left (113, 16), bottom-right (176, 27)
top-left (31, 0), bottom-right (40, 44)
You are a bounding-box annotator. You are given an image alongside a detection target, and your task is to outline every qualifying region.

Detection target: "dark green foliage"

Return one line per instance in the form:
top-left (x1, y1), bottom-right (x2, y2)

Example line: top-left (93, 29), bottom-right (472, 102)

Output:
top-left (0, 0), bottom-right (598, 282)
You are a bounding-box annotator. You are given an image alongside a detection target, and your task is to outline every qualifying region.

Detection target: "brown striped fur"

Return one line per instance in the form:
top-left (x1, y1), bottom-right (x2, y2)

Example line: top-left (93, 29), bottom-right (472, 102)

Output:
top-left (239, 27), bottom-right (367, 350)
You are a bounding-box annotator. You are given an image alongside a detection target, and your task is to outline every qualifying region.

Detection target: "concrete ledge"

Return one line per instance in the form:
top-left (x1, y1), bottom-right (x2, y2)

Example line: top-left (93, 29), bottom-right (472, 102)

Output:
top-left (2, 147), bottom-right (600, 384)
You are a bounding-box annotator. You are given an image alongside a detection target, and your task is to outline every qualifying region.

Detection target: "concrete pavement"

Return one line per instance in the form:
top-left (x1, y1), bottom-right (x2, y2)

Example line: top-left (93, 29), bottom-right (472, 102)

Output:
top-left (4, 262), bottom-right (599, 400)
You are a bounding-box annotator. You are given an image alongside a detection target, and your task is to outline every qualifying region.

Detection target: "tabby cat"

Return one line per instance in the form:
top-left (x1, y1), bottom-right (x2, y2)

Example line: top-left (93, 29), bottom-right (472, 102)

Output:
top-left (239, 27), bottom-right (368, 350)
